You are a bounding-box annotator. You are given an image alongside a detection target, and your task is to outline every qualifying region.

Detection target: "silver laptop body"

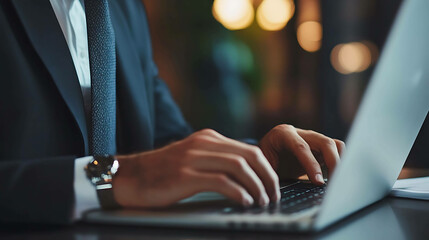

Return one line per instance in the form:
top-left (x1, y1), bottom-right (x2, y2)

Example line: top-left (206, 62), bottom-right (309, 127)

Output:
top-left (84, 0), bottom-right (429, 231)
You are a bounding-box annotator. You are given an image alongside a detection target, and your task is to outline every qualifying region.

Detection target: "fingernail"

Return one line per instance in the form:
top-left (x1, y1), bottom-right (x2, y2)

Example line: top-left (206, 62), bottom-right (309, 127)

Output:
top-left (259, 194), bottom-right (269, 207)
top-left (315, 174), bottom-right (325, 184)
top-left (243, 194), bottom-right (254, 207)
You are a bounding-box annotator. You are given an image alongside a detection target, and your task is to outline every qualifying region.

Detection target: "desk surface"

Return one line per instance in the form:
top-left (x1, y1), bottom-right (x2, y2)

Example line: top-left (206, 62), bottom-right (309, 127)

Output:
top-left (1, 169), bottom-right (429, 240)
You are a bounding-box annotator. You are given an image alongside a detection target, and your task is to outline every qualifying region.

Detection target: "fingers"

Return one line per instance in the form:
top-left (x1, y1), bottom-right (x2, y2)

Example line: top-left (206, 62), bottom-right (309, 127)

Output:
top-left (334, 139), bottom-right (346, 156)
top-left (297, 130), bottom-right (340, 176)
top-left (270, 125), bottom-right (325, 185)
top-left (187, 150), bottom-right (270, 206)
top-left (191, 171), bottom-right (254, 207)
top-left (188, 132), bottom-right (280, 202)
top-left (290, 134), bottom-right (325, 184)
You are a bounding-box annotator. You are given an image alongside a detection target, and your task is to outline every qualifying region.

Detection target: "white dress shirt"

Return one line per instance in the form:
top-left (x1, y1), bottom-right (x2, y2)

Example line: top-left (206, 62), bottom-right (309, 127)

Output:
top-left (49, 0), bottom-right (100, 220)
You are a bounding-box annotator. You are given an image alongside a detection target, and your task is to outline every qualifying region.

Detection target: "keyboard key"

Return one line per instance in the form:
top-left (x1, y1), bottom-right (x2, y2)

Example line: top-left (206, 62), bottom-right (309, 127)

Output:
top-left (221, 181), bottom-right (326, 215)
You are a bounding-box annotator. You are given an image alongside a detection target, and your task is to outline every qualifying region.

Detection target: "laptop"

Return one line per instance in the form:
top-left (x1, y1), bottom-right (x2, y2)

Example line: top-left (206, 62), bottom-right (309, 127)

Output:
top-left (83, 0), bottom-right (429, 232)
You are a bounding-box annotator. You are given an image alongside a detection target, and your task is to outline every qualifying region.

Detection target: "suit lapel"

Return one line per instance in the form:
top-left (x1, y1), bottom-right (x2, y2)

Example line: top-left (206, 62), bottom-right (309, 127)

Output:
top-left (12, 0), bottom-right (89, 154)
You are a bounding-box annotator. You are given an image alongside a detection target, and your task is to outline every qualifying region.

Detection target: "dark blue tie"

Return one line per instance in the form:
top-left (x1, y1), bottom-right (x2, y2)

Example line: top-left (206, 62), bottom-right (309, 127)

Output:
top-left (85, 0), bottom-right (116, 155)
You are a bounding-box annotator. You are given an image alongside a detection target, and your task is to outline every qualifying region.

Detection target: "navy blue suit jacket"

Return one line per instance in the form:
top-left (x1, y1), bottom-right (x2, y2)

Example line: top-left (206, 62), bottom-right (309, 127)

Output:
top-left (0, 0), bottom-right (192, 224)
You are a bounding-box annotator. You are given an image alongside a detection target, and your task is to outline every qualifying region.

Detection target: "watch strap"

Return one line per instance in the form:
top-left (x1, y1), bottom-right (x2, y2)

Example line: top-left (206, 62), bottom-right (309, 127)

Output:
top-left (96, 183), bottom-right (121, 209)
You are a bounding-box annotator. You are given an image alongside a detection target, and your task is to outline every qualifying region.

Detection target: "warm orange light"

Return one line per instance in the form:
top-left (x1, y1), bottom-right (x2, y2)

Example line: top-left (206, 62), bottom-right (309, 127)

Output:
top-left (256, 0), bottom-right (295, 31)
top-left (362, 40), bottom-right (379, 64)
top-left (297, 0), bottom-right (321, 23)
top-left (331, 42), bottom-right (372, 74)
top-left (212, 0), bottom-right (254, 30)
top-left (297, 21), bottom-right (322, 52)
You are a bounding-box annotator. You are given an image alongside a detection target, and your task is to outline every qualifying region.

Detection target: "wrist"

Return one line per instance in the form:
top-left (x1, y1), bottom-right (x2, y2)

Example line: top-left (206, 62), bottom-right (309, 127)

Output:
top-left (112, 154), bottom-right (139, 207)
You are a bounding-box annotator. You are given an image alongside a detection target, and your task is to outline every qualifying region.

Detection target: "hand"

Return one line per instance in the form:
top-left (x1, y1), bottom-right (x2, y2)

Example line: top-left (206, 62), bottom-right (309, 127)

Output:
top-left (259, 124), bottom-right (345, 184)
top-left (112, 129), bottom-right (280, 208)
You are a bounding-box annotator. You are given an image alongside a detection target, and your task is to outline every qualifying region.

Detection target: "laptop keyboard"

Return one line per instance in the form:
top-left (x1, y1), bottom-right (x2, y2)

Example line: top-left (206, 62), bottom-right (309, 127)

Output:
top-left (222, 181), bottom-right (326, 215)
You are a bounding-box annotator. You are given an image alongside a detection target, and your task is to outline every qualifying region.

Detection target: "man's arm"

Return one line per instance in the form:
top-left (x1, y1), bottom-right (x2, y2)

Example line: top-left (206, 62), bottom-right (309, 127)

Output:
top-left (0, 156), bottom-right (75, 224)
top-left (152, 67), bottom-right (193, 147)
top-left (106, 0), bottom-right (343, 210)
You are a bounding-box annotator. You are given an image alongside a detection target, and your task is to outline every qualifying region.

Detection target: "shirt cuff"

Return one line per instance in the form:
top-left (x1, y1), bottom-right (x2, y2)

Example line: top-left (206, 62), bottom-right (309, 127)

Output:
top-left (73, 156), bottom-right (100, 220)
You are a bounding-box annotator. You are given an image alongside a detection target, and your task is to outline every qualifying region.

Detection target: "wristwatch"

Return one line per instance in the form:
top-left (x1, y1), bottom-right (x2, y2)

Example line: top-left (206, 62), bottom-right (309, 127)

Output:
top-left (85, 155), bottom-right (121, 209)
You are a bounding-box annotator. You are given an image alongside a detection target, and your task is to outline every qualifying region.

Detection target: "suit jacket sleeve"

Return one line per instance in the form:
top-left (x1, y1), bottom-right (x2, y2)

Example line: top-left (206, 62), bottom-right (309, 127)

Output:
top-left (152, 66), bottom-right (193, 147)
top-left (134, 2), bottom-right (193, 147)
top-left (114, 0), bottom-right (193, 148)
top-left (0, 156), bottom-right (75, 224)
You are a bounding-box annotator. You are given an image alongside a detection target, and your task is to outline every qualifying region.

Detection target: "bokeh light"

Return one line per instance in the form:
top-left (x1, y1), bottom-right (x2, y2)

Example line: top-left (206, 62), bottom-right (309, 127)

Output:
top-left (297, 21), bottom-right (322, 52)
top-left (362, 40), bottom-right (379, 64)
top-left (256, 0), bottom-right (295, 31)
top-left (331, 42), bottom-right (372, 74)
top-left (212, 0), bottom-right (254, 31)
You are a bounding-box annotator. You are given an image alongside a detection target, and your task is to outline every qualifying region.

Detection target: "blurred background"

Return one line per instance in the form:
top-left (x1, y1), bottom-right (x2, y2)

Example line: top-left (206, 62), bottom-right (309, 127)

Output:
top-left (142, 0), bottom-right (427, 167)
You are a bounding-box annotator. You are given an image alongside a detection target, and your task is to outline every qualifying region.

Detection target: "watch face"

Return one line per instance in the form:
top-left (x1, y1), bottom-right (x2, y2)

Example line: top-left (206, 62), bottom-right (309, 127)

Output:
top-left (85, 155), bottom-right (119, 185)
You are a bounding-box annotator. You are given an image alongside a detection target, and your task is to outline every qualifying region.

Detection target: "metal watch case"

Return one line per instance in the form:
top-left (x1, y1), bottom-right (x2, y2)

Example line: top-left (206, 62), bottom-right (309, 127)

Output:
top-left (85, 155), bottom-right (119, 187)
